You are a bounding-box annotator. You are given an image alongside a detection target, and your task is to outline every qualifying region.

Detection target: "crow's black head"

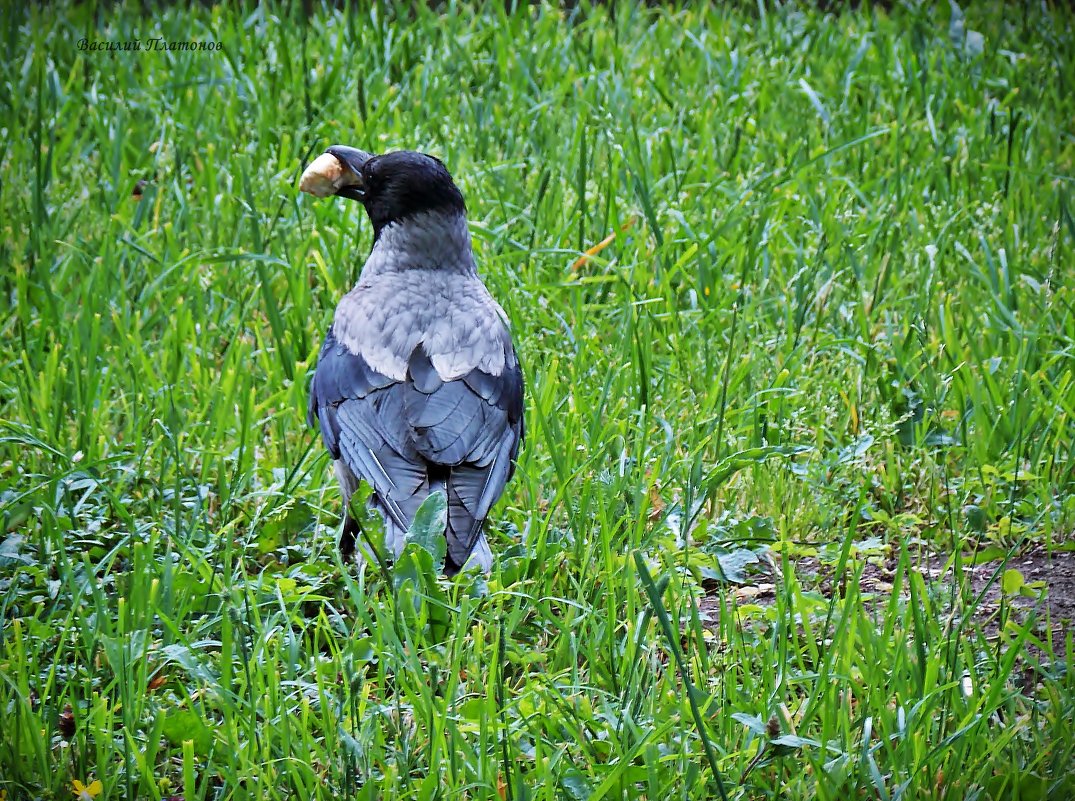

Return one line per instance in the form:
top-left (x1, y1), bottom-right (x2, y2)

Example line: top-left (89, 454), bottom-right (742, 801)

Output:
top-left (325, 146), bottom-right (466, 238)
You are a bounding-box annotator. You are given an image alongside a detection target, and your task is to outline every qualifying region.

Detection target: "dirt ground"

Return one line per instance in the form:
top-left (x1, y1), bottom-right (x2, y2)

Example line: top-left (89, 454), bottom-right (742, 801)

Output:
top-left (919, 547), bottom-right (1075, 637)
top-left (699, 545), bottom-right (1075, 645)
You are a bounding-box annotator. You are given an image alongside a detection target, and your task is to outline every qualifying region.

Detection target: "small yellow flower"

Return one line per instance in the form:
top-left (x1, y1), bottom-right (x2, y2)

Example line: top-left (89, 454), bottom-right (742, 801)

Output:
top-left (72, 779), bottom-right (102, 800)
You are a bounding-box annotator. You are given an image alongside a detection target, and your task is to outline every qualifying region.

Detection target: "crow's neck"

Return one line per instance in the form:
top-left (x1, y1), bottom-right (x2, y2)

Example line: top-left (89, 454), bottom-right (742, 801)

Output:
top-left (362, 210), bottom-right (475, 278)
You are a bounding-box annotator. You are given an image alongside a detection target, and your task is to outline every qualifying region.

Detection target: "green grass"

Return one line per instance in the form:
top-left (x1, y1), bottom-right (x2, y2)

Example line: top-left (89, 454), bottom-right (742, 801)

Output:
top-left (2, 2), bottom-right (1074, 799)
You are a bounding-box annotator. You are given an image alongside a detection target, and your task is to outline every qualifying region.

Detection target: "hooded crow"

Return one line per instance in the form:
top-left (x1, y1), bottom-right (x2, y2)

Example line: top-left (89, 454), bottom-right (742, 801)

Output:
top-left (300, 146), bottom-right (524, 575)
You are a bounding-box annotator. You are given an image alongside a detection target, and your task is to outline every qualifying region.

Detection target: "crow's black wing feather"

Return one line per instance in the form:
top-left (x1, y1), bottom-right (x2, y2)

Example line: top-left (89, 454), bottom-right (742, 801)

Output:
top-left (405, 348), bottom-right (524, 568)
top-left (309, 329), bottom-right (424, 530)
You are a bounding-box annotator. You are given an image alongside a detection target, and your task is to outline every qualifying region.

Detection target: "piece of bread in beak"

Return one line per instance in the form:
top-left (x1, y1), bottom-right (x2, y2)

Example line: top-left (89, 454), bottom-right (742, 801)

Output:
top-left (299, 152), bottom-right (356, 198)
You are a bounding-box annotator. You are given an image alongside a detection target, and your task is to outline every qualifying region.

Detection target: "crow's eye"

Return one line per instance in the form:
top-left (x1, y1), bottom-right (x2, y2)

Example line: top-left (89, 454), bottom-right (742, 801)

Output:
top-left (362, 163), bottom-right (383, 189)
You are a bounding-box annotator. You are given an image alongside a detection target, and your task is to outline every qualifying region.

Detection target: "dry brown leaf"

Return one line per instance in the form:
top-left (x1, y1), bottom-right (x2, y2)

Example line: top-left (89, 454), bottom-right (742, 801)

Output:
top-left (571, 216), bottom-right (638, 271)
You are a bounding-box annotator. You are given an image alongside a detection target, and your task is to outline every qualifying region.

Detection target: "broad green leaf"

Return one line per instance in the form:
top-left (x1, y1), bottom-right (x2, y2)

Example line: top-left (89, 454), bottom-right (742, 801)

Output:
top-left (560, 769), bottom-right (593, 801)
top-left (405, 490), bottom-right (447, 571)
top-left (771, 734), bottom-right (819, 756)
top-left (0, 534), bottom-right (32, 566)
top-left (732, 712), bottom-right (768, 737)
top-left (968, 544), bottom-right (1006, 564)
top-left (705, 446), bottom-right (809, 490)
top-left (1001, 569), bottom-right (1025, 596)
top-left (392, 544), bottom-right (431, 595)
top-left (162, 709), bottom-right (214, 755)
top-left (703, 548), bottom-right (762, 584)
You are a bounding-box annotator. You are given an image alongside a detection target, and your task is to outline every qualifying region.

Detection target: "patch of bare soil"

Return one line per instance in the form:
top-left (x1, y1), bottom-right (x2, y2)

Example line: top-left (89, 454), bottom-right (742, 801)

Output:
top-left (700, 546), bottom-right (1075, 643)
top-left (921, 548), bottom-right (1075, 637)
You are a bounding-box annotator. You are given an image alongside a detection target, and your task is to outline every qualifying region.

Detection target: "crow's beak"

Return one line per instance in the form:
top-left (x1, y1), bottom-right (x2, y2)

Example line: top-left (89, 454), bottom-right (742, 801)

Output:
top-left (299, 145), bottom-right (373, 201)
top-left (326, 145), bottom-right (372, 201)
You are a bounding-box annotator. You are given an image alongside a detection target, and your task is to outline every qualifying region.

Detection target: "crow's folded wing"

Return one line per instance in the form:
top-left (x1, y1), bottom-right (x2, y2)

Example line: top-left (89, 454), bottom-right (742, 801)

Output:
top-left (309, 329), bottom-right (425, 532)
top-left (405, 347), bottom-right (524, 567)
